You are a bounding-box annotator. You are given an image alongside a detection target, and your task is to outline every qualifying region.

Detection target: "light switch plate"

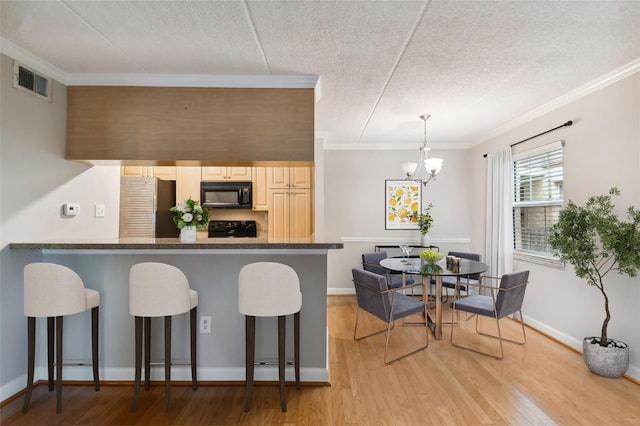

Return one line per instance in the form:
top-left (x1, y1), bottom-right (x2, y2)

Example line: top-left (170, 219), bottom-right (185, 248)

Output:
top-left (95, 204), bottom-right (105, 217)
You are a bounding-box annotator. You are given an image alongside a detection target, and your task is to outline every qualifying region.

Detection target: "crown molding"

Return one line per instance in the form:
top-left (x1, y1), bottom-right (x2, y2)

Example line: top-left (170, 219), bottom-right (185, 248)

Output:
top-left (0, 37), bottom-right (67, 83)
top-left (1, 37), bottom-right (318, 88)
top-left (323, 143), bottom-right (419, 151)
top-left (478, 58), bottom-right (640, 144)
top-left (66, 73), bottom-right (319, 88)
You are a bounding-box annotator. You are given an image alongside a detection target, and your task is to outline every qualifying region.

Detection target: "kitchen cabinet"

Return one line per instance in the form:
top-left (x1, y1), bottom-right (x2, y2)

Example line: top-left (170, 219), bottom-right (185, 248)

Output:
top-left (266, 167), bottom-right (311, 189)
top-left (266, 166), bottom-right (313, 240)
top-left (176, 167), bottom-right (202, 205)
top-left (268, 188), bottom-right (312, 240)
top-left (121, 166), bottom-right (176, 180)
top-left (252, 167), bottom-right (269, 211)
top-left (202, 167), bottom-right (252, 181)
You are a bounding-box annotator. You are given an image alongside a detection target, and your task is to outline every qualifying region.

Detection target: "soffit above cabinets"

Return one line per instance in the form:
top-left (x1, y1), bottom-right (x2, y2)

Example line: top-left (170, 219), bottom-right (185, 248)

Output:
top-left (66, 86), bottom-right (314, 164)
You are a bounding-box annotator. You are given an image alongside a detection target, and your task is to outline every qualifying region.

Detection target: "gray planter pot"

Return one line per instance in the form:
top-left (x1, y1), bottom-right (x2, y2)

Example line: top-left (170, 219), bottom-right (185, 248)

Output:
top-left (582, 337), bottom-right (629, 378)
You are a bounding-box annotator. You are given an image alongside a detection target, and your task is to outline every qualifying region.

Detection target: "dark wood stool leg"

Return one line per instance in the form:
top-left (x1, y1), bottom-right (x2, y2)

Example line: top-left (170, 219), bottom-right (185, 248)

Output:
top-left (164, 315), bottom-right (172, 413)
top-left (55, 315), bottom-right (63, 414)
top-left (47, 317), bottom-right (54, 391)
top-left (243, 315), bottom-right (255, 412)
top-left (23, 317), bottom-right (36, 413)
top-left (278, 315), bottom-right (287, 413)
top-left (92, 306), bottom-right (100, 391)
top-left (190, 306), bottom-right (198, 390)
top-left (144, 317), bottom-right (151, 391)
top-left (294, 311), bottom-right (300, 390)
top-left (131, 316), bottom-right (142, 412)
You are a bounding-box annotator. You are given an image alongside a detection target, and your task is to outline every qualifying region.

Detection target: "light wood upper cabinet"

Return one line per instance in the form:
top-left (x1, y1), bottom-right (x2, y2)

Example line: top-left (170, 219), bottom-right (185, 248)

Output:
top-left (176, 167), bottom-right (202, 205)
top-left (267, 167), bottom-right (311, 189)
top-left (151, 166), bottom-right (177, 180)
top-left (252, 167), bottom-right (269, 211)
top-left (202, 167), bottom-right (252, 181)
top-left (121, 166), bottom-right (176, 180)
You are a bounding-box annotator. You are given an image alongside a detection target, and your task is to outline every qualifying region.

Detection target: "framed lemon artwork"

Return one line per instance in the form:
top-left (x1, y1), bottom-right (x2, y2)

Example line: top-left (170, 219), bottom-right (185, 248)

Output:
top-left (384, 179), bottom-right (421, 230)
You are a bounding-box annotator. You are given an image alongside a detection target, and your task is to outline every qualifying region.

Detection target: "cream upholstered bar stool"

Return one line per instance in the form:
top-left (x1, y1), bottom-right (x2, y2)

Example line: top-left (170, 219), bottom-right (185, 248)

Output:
top-left (238, 262), bottom-right (302, 413)
top-left (129, 262), bottom-right (198, 413)
top-left (23, 262), bottom-right (100, 414)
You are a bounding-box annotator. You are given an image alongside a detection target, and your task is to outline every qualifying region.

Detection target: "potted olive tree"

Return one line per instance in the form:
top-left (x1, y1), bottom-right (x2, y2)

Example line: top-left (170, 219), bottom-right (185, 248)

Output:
top-left (549, 188), bottom-right (640, 377)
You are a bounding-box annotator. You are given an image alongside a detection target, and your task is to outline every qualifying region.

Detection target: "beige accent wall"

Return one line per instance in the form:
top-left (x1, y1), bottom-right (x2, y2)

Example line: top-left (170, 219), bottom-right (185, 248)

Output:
top-left (66, 86), bottom-right (314, 164)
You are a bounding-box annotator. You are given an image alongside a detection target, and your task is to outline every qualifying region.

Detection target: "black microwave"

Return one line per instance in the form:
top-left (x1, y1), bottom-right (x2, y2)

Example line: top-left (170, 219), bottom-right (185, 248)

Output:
top-left (200, 181), bottom-right (252, 209)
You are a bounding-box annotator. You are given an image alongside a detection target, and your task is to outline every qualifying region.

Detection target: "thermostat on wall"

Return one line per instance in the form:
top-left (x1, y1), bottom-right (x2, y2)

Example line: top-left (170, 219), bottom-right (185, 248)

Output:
top-left (63, 203), bottom-right (80, 216)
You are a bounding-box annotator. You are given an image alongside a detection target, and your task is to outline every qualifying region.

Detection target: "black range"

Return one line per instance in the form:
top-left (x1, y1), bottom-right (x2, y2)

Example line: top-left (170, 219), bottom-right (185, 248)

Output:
top-left (208, 220), bottom-right (257, 238)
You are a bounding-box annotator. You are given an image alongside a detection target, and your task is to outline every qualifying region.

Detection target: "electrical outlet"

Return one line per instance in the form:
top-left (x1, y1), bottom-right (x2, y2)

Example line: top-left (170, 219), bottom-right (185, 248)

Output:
top-left (199, 316), bottom-right (212, 334)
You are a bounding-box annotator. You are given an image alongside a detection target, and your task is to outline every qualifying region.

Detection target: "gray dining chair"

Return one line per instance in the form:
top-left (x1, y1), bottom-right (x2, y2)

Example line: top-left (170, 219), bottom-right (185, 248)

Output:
top-left (450, 270), bottom-right (529, 359)
top-left (361, 251), bottom-right (415, 289)
top-left (352, 268), bottom-right (428, 364)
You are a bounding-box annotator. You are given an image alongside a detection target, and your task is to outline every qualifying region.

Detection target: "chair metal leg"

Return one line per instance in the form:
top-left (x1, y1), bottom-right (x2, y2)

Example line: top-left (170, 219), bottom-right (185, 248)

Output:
top-left (23, 317), bottom-right (36, 413)
top-left (55, 316), bottom-right (63, 413)
top-left (450, 309), bottom-right (525, 360)
top-left (244, 315), bottom-right (255, 412)
top-left (475, 310), bottom-right (527, 345)
top-left (144, 317), bottom-right (151, 391)
top-left (91, 306), bottom-right (100, 391)
top-left (353, 307), bottom-right (387, 341)
top-left (294, 311), bottom-right (300, 391)
top-left (47, 317), bottom-right (54, 391)
top-left (278, 315), bottom-right (287, 413)
top-left (190, 307), bottom-right (198, 390)
top-left (164, 315), bottom-right (172, 413)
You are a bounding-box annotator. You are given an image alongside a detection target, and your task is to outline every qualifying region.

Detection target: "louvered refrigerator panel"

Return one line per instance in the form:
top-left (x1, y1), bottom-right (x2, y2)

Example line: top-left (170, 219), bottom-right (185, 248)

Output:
top-left (119, 177), bottom-right (178, 238)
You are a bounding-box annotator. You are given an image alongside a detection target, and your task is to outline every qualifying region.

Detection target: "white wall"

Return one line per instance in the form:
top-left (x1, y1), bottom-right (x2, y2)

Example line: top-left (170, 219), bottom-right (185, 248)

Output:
top-left (468, 72), bottom-right (640, 380)
top-left (323, 148), bottom-right (474, 293)
top-left (0, 53), bottom-right (121, 399)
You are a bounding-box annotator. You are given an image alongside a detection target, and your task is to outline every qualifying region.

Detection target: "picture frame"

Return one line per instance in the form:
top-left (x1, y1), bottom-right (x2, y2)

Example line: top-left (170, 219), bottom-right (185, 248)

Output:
top-left (384, 179), bottom-right (421, 230)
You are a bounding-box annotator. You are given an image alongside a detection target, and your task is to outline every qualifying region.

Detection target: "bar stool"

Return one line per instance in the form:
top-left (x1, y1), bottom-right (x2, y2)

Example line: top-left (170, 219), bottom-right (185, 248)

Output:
top-left (238, 262), bottom-right (301, 412)
top-left (129, 262), bottom-right (198, 413)
top-left (23, 262), bottom-right (100, 414)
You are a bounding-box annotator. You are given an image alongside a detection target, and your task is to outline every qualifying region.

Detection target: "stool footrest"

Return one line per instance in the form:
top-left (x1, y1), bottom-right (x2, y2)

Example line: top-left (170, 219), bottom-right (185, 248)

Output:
top-left (58, 361), bottom-right (95, 367)
top-left (147, 361), bottom-right (192, 366)
top-left (256, 361), bottom-right (295, 366)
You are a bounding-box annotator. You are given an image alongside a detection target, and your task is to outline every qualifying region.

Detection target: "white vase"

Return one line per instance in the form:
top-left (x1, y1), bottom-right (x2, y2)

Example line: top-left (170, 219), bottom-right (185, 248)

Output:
top-left (180, 226), bottom-right (197, 243)
top-left (421, 234), bottom-right (431, 247)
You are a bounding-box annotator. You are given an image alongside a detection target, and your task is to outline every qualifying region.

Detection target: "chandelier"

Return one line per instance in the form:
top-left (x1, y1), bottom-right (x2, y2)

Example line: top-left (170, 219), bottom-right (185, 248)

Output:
top-left (401, 114), bottom-right (444, 186)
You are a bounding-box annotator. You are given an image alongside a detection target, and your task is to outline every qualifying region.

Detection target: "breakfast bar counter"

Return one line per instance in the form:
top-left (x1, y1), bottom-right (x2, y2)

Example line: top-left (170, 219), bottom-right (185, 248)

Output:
top-left (9, 238), bottom-right (343, 385)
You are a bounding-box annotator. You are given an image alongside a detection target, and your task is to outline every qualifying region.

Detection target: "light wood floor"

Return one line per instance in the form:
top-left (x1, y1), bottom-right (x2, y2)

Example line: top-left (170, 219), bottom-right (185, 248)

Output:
top-left (2, 295), bottom-right (639, 425)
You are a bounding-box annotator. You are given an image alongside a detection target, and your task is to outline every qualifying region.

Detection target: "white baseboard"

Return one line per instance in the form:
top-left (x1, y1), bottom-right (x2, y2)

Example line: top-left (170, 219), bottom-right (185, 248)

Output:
top-left (522, 314), bottom-right (639, 382)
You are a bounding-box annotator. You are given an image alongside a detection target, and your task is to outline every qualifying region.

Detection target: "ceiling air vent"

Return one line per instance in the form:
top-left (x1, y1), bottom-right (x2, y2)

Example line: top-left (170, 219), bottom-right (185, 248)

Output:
top-left (13, 61), bottom-right (52, 102)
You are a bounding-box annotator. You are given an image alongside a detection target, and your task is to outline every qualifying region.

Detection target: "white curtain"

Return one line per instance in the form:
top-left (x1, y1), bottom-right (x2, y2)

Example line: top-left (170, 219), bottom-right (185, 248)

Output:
top-left (485, 147), bottom-right (513, 278)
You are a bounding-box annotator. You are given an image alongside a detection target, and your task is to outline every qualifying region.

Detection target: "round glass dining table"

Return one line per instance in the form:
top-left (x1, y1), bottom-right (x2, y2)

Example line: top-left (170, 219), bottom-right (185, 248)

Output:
top-left (380, 257), bottom-right (488, 339)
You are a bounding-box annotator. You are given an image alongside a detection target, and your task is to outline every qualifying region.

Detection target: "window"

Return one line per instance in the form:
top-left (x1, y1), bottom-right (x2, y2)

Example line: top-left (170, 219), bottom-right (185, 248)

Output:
top-left (512, 142), bottom-right (563, 258)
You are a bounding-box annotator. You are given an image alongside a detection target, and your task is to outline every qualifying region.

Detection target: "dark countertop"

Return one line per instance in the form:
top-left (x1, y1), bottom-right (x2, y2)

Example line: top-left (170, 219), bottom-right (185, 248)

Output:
top-left (9, 237), bottom-right (343, 251)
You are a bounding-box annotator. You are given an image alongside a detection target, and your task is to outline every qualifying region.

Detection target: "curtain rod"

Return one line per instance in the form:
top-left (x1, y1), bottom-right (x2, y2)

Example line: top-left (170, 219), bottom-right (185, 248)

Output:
top-left (483, 120), bottom-right (573, 158)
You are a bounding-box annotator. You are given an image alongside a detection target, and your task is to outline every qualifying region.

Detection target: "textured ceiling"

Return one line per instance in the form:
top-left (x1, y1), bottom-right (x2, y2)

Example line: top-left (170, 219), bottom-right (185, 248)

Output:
top-left (1, 0), bottom-right (639, 149)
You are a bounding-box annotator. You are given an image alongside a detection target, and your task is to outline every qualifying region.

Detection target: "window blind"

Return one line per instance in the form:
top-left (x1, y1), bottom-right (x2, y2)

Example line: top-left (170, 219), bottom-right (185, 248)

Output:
top-left (512, 143), bottom-right (564, 255)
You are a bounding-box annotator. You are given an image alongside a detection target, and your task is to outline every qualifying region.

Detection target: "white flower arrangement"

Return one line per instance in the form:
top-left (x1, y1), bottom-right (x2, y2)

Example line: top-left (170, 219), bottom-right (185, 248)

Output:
top-left (170, 198), bottom-right (209, 230)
